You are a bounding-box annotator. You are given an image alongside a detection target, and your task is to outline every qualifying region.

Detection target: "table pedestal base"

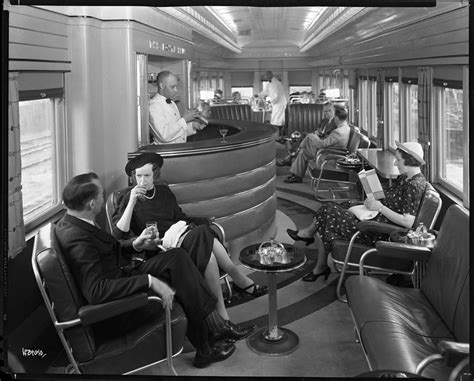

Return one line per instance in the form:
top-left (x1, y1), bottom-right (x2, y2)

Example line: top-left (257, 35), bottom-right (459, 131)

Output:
top-left (247, 327), bottom-right (299, 356)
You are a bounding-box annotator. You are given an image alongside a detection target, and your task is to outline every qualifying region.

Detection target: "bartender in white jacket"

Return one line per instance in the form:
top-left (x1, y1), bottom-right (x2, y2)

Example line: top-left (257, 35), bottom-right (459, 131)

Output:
top-left (259, 71), bottom-right (288, 133)
top-left (149, 71), bottom-right (207, 144)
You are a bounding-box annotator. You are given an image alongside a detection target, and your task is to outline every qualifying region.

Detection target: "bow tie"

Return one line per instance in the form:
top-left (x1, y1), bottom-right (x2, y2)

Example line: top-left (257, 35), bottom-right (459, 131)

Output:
top-left (166, 98), bottom-right (172, 104)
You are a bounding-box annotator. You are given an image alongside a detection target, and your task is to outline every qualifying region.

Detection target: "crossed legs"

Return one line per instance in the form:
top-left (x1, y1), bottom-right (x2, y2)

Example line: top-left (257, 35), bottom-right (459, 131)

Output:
top-left (204, 239), bottom-right (263, 319)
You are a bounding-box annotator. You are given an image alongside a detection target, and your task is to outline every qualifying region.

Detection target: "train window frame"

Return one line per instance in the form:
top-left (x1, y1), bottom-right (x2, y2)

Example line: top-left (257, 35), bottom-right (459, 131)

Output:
top-left (18, 83), bottom-right (68, 238)
top-left (432, 83), bottom-right (465, 200)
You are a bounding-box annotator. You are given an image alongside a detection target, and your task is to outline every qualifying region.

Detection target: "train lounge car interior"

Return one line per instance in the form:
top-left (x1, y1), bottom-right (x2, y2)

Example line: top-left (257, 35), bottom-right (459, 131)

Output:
top-left (3, 1), bottom-right (470, 380)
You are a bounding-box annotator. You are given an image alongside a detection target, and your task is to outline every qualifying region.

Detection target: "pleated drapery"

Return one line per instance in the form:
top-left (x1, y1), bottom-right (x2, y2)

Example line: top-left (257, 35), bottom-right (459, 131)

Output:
top-left (8, 72), bottom-right (26, 258)
top-left (417, 67), bottom-right (433, 178)
top-left (375, 69), bottom-right (385, 148)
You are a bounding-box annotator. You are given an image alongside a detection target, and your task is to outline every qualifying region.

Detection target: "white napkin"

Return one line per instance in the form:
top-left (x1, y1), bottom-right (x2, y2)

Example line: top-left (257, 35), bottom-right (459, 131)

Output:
top-left (162, 220), bottom-right (188, 249)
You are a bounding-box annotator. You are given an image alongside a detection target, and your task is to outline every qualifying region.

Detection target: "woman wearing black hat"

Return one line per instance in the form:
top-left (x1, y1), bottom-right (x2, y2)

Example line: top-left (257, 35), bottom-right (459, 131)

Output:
top-left (113, 153), bottom-right (267, 326)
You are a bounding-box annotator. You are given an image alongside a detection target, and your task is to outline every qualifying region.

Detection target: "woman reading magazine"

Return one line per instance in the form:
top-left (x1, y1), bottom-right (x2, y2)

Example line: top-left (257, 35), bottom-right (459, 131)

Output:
top-left (287, 141), bottom-right (427, 282)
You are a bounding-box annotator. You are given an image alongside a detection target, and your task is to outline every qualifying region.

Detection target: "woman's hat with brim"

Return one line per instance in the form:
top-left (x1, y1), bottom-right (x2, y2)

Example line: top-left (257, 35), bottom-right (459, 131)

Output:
top-left (395, 141), bottom-right (425, 165)
top-left (125, 152), bottom-right (163, 176)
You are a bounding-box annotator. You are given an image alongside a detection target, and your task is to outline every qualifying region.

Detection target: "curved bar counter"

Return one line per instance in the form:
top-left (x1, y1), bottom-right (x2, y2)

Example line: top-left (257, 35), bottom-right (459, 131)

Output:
top-left (128, 120), bottom-right (279, 258)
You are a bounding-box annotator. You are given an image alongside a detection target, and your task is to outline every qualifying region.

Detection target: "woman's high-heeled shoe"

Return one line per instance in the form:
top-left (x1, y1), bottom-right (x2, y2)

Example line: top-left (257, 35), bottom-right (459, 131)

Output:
top-left (287, 229), bottom-right (315, 246)
top-left (301, 267), bottom-right (331, 282)
top-left (233, 283), bottom-right (268, 297)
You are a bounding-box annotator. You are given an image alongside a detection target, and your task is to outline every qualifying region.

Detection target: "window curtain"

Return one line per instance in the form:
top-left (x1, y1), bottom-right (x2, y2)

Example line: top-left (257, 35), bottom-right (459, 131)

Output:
top-left (417, 67), bottom-right (433, 178)
top-left (375, 69), bottom-right (385, 147)
top-left (8, 72), bottom-right (26, 259)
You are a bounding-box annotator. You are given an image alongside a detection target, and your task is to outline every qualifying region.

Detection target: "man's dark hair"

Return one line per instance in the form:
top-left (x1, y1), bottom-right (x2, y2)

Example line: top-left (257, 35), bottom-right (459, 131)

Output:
top-left (63, 172), bottom-right (100, 211)
top-left (334, 105), bottom-right (348, 121)
top-left (397, 149), bottom-right (423, 167)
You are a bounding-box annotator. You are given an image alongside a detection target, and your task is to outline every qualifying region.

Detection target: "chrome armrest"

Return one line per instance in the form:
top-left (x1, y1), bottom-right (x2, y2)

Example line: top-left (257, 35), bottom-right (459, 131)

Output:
top-left (78, 293), bottom-right (149, 325)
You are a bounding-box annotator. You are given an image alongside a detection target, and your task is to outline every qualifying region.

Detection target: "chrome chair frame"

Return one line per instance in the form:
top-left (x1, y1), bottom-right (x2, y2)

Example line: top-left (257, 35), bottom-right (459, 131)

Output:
top-left (307, 126), bottom-right (370, 202)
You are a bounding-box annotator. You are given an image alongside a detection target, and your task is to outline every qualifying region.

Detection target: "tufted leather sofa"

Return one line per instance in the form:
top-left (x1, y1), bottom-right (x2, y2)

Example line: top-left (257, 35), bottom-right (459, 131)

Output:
top-left (286, 103), bottom-right (324, 135)
top-left (346, 205), bottom-right (470, 380)
top-left (209, 104), bottom-right (252, 121)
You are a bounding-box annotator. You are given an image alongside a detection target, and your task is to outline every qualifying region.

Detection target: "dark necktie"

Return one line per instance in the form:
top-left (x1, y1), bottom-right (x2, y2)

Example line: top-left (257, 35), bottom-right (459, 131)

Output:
top-left (166, 98), bottom-right (172, 104)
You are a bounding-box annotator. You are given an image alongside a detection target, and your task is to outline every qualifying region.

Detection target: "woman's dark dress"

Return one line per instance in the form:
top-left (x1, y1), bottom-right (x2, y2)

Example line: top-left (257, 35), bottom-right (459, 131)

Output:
top-left (113, 185), bottom-right (216, 275)
top-left (314, 173), bottom-right (427, 252)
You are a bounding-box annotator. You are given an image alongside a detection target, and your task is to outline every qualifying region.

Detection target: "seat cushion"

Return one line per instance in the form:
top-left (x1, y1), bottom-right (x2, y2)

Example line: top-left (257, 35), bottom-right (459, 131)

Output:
top-left (80, 302), bottom-right (187, 374)
top-left (359, 321), bottom-right (452, 380)
top-left (346, 276), bottom-right (453, 339)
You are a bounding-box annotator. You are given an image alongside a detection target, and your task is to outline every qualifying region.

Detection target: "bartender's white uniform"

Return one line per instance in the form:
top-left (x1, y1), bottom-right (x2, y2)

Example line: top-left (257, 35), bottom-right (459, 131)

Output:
top-left (149, 93), bottom-right (197, 144)
top-left (260, 77), bottom-right (287, 126)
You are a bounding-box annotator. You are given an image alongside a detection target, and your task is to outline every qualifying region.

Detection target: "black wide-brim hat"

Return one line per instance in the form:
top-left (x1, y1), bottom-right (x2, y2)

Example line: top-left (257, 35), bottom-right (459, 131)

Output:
top-left (125, 152), bottom-right (163, 176)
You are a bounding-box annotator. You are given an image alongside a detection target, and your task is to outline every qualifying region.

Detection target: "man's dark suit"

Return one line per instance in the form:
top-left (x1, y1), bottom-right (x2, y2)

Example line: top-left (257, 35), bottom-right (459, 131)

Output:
top-left (55, 213), bottom-right (217, 350)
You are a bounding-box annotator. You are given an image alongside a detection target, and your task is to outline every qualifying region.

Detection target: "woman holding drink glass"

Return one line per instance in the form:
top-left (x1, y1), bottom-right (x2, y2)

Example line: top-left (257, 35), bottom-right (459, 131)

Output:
top-left (113, 153), bottom-right (267, 329)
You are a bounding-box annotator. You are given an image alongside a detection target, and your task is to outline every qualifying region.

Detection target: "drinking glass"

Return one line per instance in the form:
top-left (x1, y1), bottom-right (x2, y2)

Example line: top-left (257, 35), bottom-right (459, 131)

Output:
top-left (219, 128), bottom-right (228, 143)
top-left (145, 221), bottom-right (158, 239)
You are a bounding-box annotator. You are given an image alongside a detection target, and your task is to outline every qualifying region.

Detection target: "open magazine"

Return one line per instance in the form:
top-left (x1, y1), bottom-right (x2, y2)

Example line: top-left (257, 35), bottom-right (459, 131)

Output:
top-left (358, 169), bottom-right (385, 199)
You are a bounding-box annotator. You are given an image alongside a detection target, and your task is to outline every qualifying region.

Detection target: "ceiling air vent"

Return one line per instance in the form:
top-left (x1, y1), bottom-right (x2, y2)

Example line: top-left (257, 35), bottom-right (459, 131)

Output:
top-left (238, 29), bottom-right (251, 36)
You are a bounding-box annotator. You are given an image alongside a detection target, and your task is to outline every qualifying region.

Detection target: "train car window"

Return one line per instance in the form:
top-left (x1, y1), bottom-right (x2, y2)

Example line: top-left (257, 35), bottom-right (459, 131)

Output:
top-left (385, 81), bottom-right (400, 148)
top-left (231, 87), bottom-right (254, 100)
top-left (405, 83), bottom-right (419, 142)
top-left (434, 84), bottom-right (464, 198)
top-left (289, 86), bottom-right (312, 94)
top-left (18, 74), bottom-right (67, 234)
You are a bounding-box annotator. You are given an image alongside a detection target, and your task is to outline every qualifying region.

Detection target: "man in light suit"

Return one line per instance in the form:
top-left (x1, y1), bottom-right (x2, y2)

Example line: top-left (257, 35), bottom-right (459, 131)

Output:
top-left (284, 104), bottom-right (351, 183)
top-left (277, 101), bottom-right (337, 167)
top-left (149, 71), bottom-right (207, 144)
top-left (55, 172), bottom-right (237, 368)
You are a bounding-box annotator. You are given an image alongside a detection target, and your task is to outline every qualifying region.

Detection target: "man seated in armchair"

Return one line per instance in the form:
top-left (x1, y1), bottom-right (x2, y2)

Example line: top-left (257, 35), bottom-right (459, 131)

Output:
top-left (283, 104), bottom-right (350, 184)
top-left (277, 101), bottom-right (337, 167)
top-left (55, 172), bottom-right (242, 368)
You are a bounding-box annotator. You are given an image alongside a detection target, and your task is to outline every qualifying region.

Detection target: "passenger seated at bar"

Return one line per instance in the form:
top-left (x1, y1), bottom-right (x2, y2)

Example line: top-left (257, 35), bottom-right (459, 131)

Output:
top-left (283, 103), bottom-right (349, 183)
top-left (213, 89), bottom-right (224, 103)
top-left (299, 91), bottom-right (311, 104)
top-left (113, 153), bottom-right (268, 323)
top-left (231, 91), bottom-right (242, 104)
top-left (149, 71), bottom-right (208, 144)
top-left (287, 142), bottom-right (427, 282)
top-left (55, 172), bottom-right (238, 368)
top-left (277, 101), bottom-right (338, 167)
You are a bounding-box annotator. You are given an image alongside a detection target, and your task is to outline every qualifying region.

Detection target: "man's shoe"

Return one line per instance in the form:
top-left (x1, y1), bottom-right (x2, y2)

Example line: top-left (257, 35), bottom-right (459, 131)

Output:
top-left (283, 174), bottom-right (303, 183)
top-left (276, 156), bottom-right (292, 167)
top-left (193, 341), bottom-right (236, 368)
top-left (209, 320), bottom-right (257, 344)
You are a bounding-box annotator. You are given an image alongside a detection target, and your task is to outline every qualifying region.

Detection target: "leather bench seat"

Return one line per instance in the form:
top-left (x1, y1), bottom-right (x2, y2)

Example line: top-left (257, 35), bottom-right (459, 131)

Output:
top-left (346, 205), bottom-right (469, 380)
top-left (359, 321), bottom-right (451, 380)
top-left (210, 104), bottom-right (252, 121)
